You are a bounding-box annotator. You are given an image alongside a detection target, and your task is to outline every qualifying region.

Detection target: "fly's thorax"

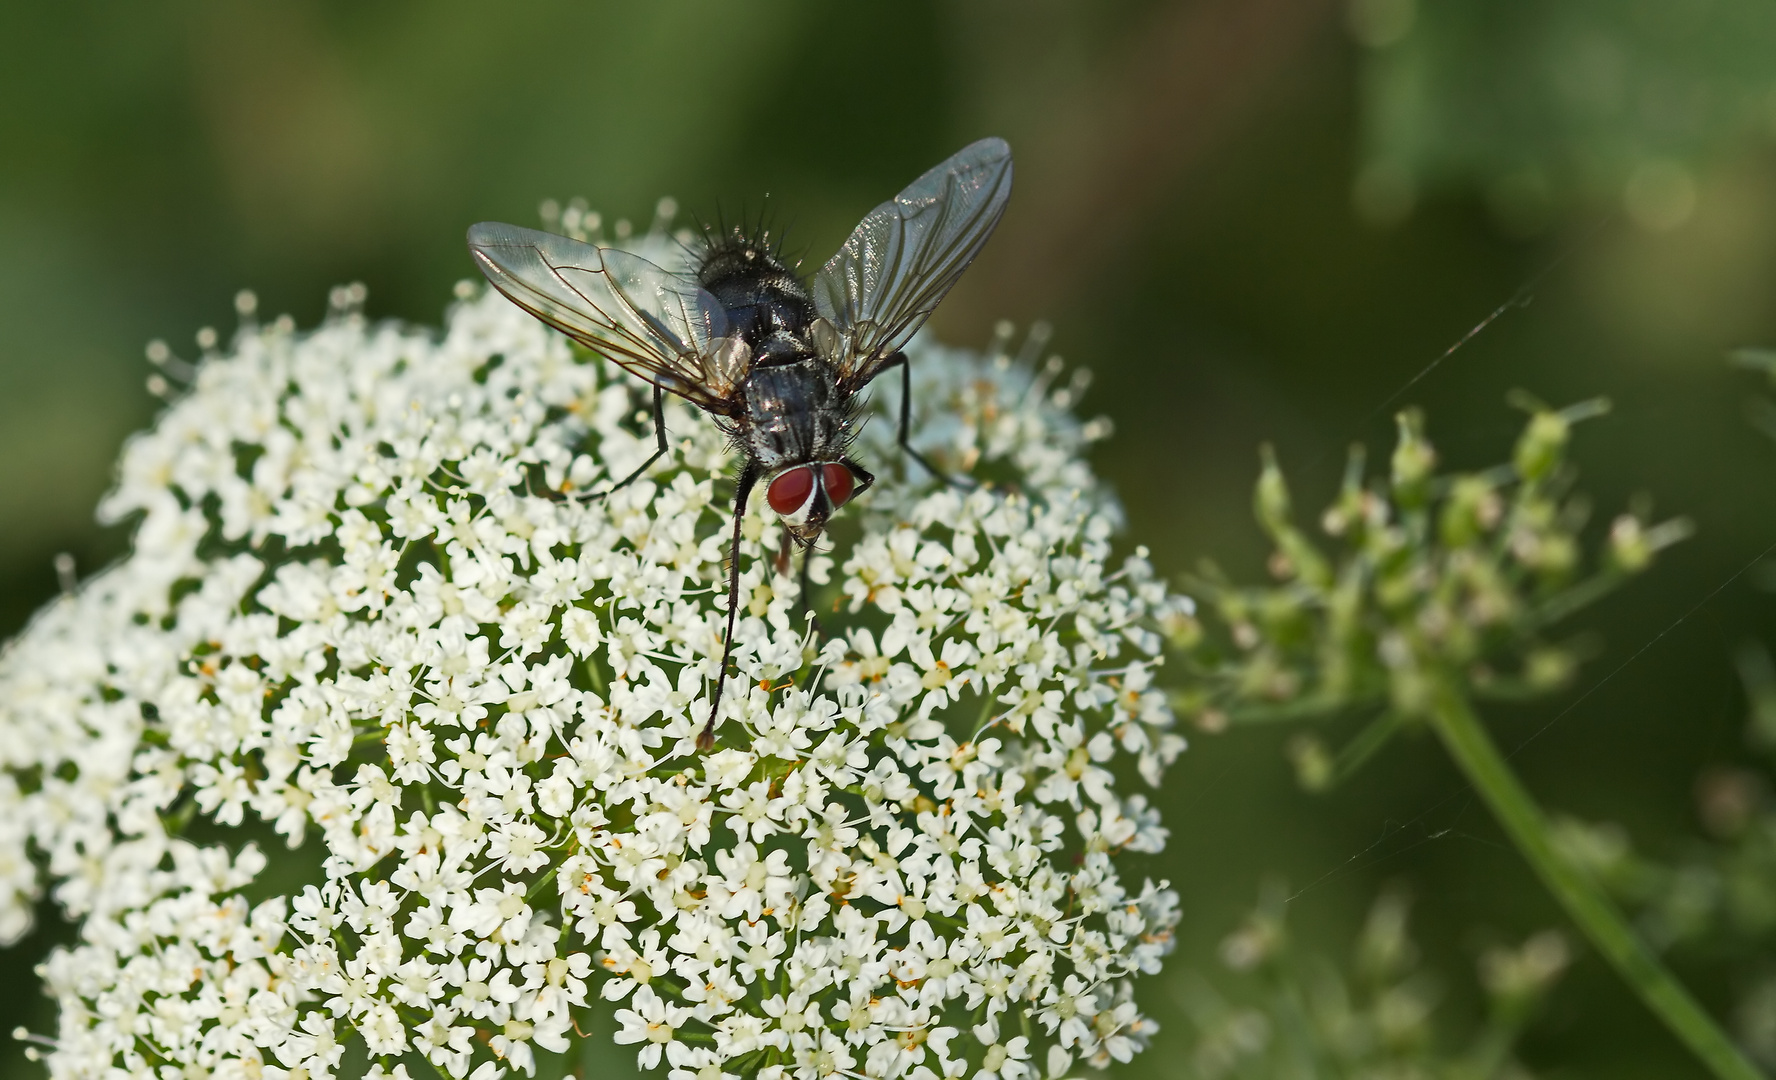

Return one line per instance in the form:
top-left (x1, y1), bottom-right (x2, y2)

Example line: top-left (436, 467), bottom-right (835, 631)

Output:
top-left (710, 277), bottom-right (814, 365)
top-left (696, 229), bottom-right (815, 366)
top-left (737, 361), bottom-right (855, 473)
top-left (694, 230), bottom-right (797, 291)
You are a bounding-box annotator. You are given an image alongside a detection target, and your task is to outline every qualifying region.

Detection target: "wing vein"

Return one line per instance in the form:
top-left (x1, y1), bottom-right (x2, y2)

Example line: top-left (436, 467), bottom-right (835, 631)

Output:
top-left (810, 138), bottom-right (1014, 388)
top-left (467, 222), bottom-right (751, 413)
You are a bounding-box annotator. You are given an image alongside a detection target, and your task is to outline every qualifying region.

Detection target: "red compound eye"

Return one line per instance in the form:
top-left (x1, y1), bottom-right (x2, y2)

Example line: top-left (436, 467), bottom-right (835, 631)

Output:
top-left (822, 463), bottom-right (856, 508)
top-left (767, 466), bottom-right (815, 516)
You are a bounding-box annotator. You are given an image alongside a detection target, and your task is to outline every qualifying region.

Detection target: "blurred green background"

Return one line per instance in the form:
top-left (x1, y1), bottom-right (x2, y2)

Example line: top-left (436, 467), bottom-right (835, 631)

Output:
top-left (9, 1), bottom-right (1776, 1076)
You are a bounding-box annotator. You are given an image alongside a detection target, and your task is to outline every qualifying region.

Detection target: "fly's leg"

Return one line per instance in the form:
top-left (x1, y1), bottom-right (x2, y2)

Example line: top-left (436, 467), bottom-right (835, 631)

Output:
top-left (880, 352), bottom-right (970, 488)
top-left (773, 526), bottom-right (824, 639)
top-left (583, 384), bottom-right (669, 500)
top-left (773, 524), bottom-right (795, 578)
top-left (702, 462), bottom-right (761, 751)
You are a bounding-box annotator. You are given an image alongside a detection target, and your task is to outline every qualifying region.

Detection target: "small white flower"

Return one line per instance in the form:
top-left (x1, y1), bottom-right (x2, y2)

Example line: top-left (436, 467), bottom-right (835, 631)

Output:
top-left (615, 985), bottom-right (693, 1070)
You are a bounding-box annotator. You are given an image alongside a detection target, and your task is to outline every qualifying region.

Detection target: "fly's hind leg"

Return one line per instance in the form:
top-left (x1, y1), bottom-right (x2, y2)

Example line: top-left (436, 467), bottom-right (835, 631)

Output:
top-left (582, 384), bottom-right (669, 500)
top-left (881, 351), bottom-right (972, 490)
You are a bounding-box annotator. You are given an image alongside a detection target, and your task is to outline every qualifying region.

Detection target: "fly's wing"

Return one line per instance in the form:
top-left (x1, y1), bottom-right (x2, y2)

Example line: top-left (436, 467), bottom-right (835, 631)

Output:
top-left (809, 138), bottom-right (1013, 388)
top-left (467, 222), bottom-right (751, 411)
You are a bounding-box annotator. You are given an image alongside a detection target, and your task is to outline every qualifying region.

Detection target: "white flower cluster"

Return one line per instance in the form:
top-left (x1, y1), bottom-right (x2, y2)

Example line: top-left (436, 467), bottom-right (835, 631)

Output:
top-left (0, 239), bottom-right (1188, 1080)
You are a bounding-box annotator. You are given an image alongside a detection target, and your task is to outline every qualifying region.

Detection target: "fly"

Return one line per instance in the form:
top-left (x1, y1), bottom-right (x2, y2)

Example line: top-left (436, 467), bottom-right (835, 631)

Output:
top-left (467, 138), bottom-right (1014, 749)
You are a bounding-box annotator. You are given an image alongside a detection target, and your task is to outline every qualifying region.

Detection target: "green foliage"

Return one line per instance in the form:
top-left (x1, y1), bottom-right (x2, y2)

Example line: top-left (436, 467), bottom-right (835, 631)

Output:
top-left (1353, 0), bottom-right (1776, 229)
top-left (1173, 884), bottom-right (1568, 1080)
top-left (1536, 359), bottom-right (1776, 1071)
top-left (1549, 641), bottom-right (1776, 1070)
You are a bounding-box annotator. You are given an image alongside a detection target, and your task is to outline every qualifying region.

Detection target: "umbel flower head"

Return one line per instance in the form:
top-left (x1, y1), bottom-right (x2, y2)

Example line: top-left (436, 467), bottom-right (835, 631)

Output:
top-left (0, 221), bottom-right (1188, 1080)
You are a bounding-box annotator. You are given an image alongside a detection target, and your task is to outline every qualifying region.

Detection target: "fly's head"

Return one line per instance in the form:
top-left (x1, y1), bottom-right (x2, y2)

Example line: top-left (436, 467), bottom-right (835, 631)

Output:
top-left (765, 458), bottom-right (873, 544)
top-left (737, 360), bottom-right (871, 544)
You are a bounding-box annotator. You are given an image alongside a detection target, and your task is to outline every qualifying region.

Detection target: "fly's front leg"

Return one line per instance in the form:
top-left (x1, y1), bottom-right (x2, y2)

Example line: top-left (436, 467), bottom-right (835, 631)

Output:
top-left (584, 384), bottom-right (669, 500)
top-left (774, 524), bottom-right (795, 578)
top-left (880, 351), bottom-right (970, 489)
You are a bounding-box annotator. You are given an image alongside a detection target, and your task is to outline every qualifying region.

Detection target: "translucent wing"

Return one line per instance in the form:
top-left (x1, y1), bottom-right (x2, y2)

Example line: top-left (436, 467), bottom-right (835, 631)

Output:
top-left (810, 138), bottom-right (1013, 388)
top-left (467, 222), bottom-right (750, 412)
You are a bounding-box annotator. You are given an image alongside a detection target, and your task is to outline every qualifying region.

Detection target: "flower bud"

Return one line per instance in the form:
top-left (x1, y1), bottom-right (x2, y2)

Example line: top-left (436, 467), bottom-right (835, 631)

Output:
top-left (1220, 912), bottom-right (1283, 971)
top-left (1322, 445), bottom-right (1369, 538)
top-left (1390, 410), bottom-right (1436, 510)
top-left (1524, 647), bottom-right (1575, 691)
top-left (1286, 735), bottom-right (1333, 791)
top-left (1438, 476), bottom-right (1499, 549)
top-left (1162, 609), bottom-right (1203, 650)
top-left (1513, 410), bottom-right (1569, 483)
top-left (1254, 444), bottom-right (1292, 533)
top-left (1480, 930), bottom-right (1569, 1003)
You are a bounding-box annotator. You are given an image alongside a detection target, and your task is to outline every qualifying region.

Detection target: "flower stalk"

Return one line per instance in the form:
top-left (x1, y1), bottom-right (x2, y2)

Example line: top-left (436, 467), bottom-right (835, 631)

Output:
top-left (1425, 678), bottom-right (1764, 1080)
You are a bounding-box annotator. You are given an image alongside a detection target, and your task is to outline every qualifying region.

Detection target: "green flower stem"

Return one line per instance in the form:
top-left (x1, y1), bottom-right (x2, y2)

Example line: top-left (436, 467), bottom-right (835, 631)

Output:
top-left (1426, 680), bottom-right (1763, 1080)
